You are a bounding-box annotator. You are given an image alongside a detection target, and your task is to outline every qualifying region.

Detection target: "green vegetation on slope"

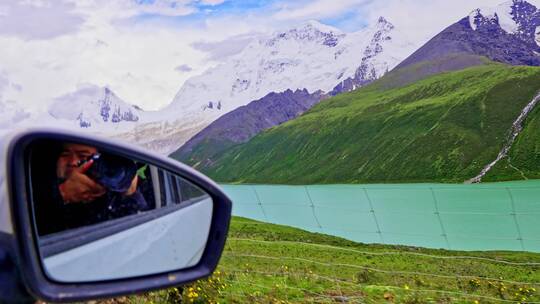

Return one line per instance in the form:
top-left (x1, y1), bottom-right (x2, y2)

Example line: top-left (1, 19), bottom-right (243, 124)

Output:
top-left (133, 217), bottom-right (540, 303)
top-left (376, 53), bottom-right (490, 90)
top-left (194, 63), bottom-right (540, 184)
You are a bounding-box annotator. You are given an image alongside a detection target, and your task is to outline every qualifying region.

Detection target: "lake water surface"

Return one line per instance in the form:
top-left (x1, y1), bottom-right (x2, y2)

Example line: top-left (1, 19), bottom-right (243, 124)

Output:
top-left (221, 180), bottom-right (540, 252)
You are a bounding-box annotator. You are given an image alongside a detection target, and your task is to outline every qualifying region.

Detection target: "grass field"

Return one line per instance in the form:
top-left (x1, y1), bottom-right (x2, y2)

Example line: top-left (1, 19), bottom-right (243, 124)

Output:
top-left (119, 217), bottom-right (540, 303)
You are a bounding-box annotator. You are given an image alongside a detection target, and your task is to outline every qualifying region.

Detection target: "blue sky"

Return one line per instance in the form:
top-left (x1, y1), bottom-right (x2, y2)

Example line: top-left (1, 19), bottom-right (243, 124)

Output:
top-left (193, 0), bottom-right (276, 11)
top-left (130, 0), bottom-right (370, 32)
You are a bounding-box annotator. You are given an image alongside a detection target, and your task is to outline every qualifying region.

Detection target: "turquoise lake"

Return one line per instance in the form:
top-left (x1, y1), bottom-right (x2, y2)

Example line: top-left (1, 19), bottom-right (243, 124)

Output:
top-left (220, 180), bottom-right (540, 252)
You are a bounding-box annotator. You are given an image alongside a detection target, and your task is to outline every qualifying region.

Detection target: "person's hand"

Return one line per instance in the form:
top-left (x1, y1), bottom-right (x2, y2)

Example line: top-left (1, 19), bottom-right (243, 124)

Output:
top-left (59, 159), bottom-right (106, 204)
top-left (123, 175), bottom-right (138, 197)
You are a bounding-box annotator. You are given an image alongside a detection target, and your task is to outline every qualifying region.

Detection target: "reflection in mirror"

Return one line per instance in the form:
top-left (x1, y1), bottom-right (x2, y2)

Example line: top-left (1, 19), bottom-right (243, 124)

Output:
top-left (28, 139), bottom-right (213, 282)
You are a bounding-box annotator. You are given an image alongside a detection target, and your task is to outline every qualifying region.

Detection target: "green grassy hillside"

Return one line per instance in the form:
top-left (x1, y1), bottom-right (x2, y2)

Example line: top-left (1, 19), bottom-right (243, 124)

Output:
top-left (188, 63), bottom-right (540, 184)
top-left (134, 217), bottom-right (540, 303)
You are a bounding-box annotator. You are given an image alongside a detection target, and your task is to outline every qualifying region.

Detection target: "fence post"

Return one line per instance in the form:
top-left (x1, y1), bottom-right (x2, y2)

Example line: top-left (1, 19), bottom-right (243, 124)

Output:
top-left (304, 186), bottom-right (323, 232)
top-left (252, 185), bottom-right (269, 222)
top-left (430, 187), bottom-right (451, 250)
top-left (363, 188), bottom-right (384, 243)
top-left (506, 187), bottom-right (526, 251)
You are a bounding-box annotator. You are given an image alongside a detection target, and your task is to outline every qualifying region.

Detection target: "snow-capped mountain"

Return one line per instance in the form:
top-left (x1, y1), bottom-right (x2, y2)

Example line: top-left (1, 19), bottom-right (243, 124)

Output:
top-left (122, 17), bottom-right (416, 154)
top-left (331, 17), bottom-right (409, 94)
top-left (165, 17), bottom-right (414, 119)
top-left (398, 0), bottom-right (540, 72)
top-left (0, 85), bottom-right (151, 142)
top-left (469, 0), bottom-right (540, 48)
top-left (48, 85), bottom-right (142, 131)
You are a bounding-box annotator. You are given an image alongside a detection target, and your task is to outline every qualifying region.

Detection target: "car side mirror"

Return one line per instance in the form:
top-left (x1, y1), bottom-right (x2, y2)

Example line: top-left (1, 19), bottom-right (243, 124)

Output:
top-left (0, 129), bottom-right (232, 303)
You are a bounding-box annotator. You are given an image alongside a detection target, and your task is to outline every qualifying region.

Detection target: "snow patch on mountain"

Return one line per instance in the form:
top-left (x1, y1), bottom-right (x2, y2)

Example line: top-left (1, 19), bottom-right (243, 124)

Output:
top-left (48, 85), bottom-right (141, 130)
top-left (469, 2), bottom-right (519, 33)
top-left (469, 0), bottom-right (540, 46)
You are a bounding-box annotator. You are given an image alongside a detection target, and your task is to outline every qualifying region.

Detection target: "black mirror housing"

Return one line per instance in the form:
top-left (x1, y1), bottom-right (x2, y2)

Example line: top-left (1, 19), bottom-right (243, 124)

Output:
top-left (2, 129), bottom-right (232, 302)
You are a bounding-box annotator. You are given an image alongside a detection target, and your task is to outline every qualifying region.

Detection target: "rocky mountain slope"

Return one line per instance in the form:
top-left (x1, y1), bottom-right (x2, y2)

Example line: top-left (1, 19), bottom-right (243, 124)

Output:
top-left (170, 89), bottom-right (326, 166)
top-left (392, 0), bottom-right (540, 86)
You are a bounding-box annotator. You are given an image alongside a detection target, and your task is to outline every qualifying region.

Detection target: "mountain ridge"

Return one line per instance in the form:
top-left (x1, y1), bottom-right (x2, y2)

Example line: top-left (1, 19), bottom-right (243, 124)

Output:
top-left (170, 89), bottom-right (326, 166)
top-left (397, 0), bottom-right (540, 75)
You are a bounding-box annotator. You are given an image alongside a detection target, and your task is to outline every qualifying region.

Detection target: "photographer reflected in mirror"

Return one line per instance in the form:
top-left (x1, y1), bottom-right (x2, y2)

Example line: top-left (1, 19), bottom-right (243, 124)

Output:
top-left (57, 144), bottom-right (106, 204)
top-left (33, 142), bottom-right (153, 235)
top-left (57, 144), bottom-right (139, 204)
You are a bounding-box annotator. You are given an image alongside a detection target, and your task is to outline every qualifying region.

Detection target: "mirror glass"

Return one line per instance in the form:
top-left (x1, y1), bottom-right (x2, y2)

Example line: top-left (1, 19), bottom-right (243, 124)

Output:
top-left (28, 139), bottom-right (213, 282)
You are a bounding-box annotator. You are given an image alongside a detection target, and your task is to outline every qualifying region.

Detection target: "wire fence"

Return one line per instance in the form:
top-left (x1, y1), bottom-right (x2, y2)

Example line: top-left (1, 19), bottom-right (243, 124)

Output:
top-left (213, 232), bottom-right (540, 303)
top-left (220, 181), bottom-right (540, 252)
top-left (229, 237), bottom-right (540, 266)
top-left (219, 269), bottom-right (540, 304)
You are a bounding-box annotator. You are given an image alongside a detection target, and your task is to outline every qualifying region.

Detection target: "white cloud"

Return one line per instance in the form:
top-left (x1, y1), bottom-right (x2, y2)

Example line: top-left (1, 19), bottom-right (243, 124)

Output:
top-left (0, 0), bottom-right (84, 40)
top-left (0, 71), bottom-right (23, 101)
top-left (0, 72), bottom-right (9, 99)
top-left (0, 0), bottom-right (258, 111)
top-left (198, 0), bottom-right (226, 5)
top-left (129, 0), bottom-right (196, 17)
top-left (191, 32), bottom-right (264, 61)
top-left (0, 29), bottom-right (213, 111)
top-left (272, 0), bottom-right (368, 21)
top-left (0, 71), bottom-right (30, 127)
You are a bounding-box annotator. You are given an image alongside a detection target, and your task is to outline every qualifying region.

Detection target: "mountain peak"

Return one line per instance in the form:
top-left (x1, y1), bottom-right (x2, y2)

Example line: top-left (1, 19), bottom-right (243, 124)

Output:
top-left (372, 16), bottom-right (395, 33)
top-left (468, 0), bottom-right (539, 34)
top-left (266, 20), bottom-right (344, 47)
top-left (377, 16), bottom-right (391, 26)
top-left (48, 85), bottom-right (140, 128)
top-left (300, 20), bottom-right (342, 34)
top-left (397, 0), bottom-right (540, 74)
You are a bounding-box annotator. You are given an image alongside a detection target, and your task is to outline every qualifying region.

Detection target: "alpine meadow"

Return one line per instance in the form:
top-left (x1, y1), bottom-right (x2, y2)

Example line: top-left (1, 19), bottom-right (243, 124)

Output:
top-left (177, 63), bottom-right (540, 184)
